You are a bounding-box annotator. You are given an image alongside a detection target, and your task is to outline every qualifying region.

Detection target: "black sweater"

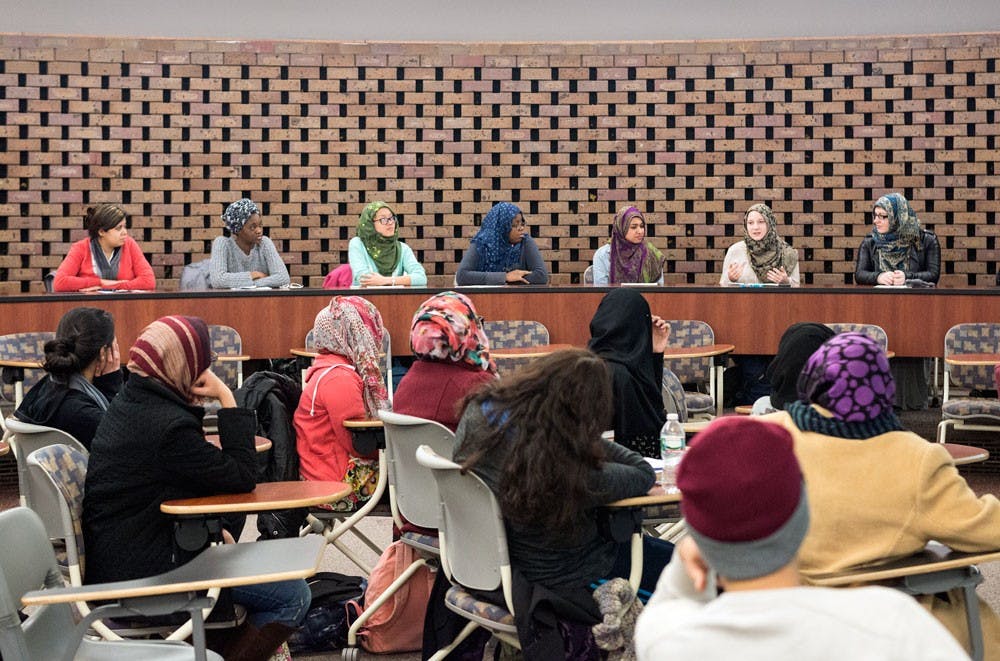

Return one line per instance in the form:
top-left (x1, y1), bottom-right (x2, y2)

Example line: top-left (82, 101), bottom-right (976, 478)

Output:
top-left (15, 370), bottom-right (123, 449)
top-left (854, 230), bottom-right (940, 285)
top-left (82, 375), bottom-right (256, 584)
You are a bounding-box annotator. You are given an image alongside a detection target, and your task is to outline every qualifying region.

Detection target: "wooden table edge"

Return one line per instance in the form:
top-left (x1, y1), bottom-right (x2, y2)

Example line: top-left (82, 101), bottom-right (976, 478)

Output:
top-left (160, 481), bottom-right (352, 515)
top-left (661, 343), bottom-right (736, 359)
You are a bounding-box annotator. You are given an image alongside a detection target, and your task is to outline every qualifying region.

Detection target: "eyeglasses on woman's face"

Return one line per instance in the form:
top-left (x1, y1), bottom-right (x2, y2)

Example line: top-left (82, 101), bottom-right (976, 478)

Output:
top-left (375, 215), bottom-right (398, 227)
top-left (872, 211), bottom-right (890, 221)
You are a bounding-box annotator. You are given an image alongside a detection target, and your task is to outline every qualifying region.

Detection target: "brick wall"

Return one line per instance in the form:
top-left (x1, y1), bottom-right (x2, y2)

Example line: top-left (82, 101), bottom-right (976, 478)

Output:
top-left (0, 32), bottom-right (998, 293)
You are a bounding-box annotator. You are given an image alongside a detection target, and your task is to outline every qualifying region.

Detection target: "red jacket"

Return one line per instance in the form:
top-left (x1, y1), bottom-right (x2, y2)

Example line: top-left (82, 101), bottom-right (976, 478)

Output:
top-left (294, 353), bottom-right (370, 483)
top-left (53, 237), bottom-right (156, 292)
top-left (393, 360), bottom-right (496, 431)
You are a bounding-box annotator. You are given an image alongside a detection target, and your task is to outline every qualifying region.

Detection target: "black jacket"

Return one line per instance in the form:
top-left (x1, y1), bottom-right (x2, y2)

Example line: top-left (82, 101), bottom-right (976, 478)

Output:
top-left (82, 375), bottom-right (256, 583)
top-left (854, 230), bottom-right (940, 285)
top-left (14, 369), bottom-right (123, 449)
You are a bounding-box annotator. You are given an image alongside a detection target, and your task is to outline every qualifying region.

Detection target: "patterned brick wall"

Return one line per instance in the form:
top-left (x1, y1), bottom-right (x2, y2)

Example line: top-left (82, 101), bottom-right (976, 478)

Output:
top-left (0, 32), bottom-right (998, 293)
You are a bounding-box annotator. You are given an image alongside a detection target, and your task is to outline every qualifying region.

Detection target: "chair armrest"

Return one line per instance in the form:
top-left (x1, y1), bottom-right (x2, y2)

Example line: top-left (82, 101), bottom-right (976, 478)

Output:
top-left (809, 543), bottom-right (1000, 587)
top-left (23, 535), bottom-right (326, 606)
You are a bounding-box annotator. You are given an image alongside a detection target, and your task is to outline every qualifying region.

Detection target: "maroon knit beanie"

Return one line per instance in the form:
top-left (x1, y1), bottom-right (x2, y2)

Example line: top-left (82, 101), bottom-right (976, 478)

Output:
top-left (677, 416), bottom-right (809, 580)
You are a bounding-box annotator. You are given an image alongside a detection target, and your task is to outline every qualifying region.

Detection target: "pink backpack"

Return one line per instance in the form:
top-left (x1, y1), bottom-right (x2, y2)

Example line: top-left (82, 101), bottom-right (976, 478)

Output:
top-left (356, 540), bottom-right (436, 653)
top-left (323, 264), bottom-right (353, 289)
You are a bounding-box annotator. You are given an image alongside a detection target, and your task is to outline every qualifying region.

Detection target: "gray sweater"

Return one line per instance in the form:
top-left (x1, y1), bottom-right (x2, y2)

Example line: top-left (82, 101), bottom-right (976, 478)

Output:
top-left (209, 235), bottom-right (290, 288)
top-left (453, 402), bottom-right (654, 587)
top-left (455, 235), bottom-right (550, 286)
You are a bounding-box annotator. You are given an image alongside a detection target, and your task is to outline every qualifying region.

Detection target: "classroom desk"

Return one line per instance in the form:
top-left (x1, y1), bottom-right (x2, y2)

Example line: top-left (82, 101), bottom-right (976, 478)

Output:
top-left (161, 480), bottom-right (352, 516)
top-left (204, 434), bottom-right (273, 453)
top-left (944, 443), bottom-right (991, 466)
top-left (663, 343), bottom-right (735, 417)
top-left (0, 357), bottom-right (42, 406)
top-left (4, 285), bottom-right (1000, 359)
top-left (945, 353), bottom-right (1000, 367)
top-left (808, 543), bottom-right (1000, 587)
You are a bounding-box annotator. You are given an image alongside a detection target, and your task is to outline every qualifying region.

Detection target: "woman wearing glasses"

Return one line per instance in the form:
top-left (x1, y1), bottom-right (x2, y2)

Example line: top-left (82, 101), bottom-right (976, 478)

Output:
top-left (209, 198), bottom-right (290, 289)
top-left (854, 192), bottom-right (939, 286)
top-left (348, 201), bottom-right (427, 287)
top-left (455, 201), bottom-right (550, 285)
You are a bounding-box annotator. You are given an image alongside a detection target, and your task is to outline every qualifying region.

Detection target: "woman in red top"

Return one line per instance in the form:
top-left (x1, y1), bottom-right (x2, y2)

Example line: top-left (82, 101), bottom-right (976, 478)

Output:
top-left (53, 204), bottom-right (156, 292)
top-left (294, 296), bottom-right (390, 505)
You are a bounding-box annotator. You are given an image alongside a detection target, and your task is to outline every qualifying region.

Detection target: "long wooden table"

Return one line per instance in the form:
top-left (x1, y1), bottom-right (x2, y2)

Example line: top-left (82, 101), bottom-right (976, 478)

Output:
top-left (3, 285), bottom-right (999, 359)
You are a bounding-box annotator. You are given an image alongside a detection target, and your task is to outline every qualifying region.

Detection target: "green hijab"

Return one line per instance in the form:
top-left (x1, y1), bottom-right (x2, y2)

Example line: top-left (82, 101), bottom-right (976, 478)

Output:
top-left (357, 201), bottom-right (400, 276)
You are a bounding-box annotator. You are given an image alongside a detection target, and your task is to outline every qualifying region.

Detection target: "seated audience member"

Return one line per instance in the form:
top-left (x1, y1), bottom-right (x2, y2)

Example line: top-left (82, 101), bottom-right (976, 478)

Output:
top-left (587, 289), bottom-right (669, 457)
top-left (53, 203), bottom-right (156, 292)
top-left (769, 332), bottom-right (1000, 655)
top-left (635, 416), bottom-right (966, 660)
top-left (592, 205), bottom-right (665, 285)
top-left (750, 321), bottom-right (835, 415)
top-left (15, 307), bottom-right (122, 449)
top-left (392, 291), bottom-right (497, 430)
top-left (855, 192), bottom-right (940, 286)
top-left (209, 198), bottom-right (290, 289)
top-left (455, 202), bottom-right (549, 285)
top-left (348, 201), bottom-right (427, 287)
top-left (454, 348), bottom-right (673, 597)
top-left (294, 296), bottom-right (389, 505)
top-left (82, 316), bottom-right (310, 660)
top-left (720, 203), bottom-right (799, 286)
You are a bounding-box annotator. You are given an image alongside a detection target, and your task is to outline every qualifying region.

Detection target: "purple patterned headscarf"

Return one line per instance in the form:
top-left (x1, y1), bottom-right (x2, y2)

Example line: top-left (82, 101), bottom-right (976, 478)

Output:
top-left (796, 332), bottom-right (895, 422)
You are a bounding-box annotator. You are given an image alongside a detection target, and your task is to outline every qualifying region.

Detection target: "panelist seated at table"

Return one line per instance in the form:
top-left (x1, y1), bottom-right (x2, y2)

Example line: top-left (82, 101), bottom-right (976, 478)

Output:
top-left (635, 417), bottom-right (966, 660)
top-left (53, 203), bottom-right (156, 292)
top-left (765, 332), bottom-right (1000, 654)
top-left (592, 205), bottom-right (665, 285)
top-left (15, 307), bottom-right (124, 449)
top-left (720, 203), bottom-right (799, 287)
top-left (83, 315), bottom-right (310, 659)
top-left (348, 201), bottom-right (427, 288)
top-left (210, 198), bottom-right (290, 289)
top-left (855, 192), bottom-right (940, 286)
top-left (294, 296), bottom-right (390, 506)
top-left (392, 291), bottom-right (498, 431)
top-left (455, 202), bottom-right (550, 286)
top-left (588, 289), bottom-right (669, 458)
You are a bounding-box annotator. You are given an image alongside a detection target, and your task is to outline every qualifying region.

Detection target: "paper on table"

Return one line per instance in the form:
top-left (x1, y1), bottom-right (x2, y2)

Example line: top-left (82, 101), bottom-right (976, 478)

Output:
top-left (644, 456), bottom-right (664, 470)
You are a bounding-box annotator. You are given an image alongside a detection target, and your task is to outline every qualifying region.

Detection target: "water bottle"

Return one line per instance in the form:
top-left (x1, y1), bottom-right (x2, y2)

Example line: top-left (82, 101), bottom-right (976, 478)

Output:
top-left (659, 413), bottom-right (685, 488)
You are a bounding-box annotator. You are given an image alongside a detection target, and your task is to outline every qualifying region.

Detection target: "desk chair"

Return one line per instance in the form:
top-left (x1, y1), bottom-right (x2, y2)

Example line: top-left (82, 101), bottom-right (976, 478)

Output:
top-left (663, 320), bottom-right (717, 419)
top-left (809, 542), bottom-right (997, 661)
top-left (302, 419), bottom-right (390, 576)
top-left (4, 417), bottom-right (86, 509)
top-left (0, 332), bottom-right (54, 408)
top-left (583, 265), bottom-right (595, 284)
top-left (0, 507), bottom-right (221, 661)
top-left (824, 323), bottom-right (889, 350)
top-left (25, 444), bottom-right (232, 644)
top-left (482, 320), bottom-right (550, 376)
top-left (938, 322), bottom-right (1000, 444)
top-left (340, 411), bottom-right (453, 661)
top-left (415, 444), bottom-right (519, 659)
top-left (207, 324), bottom-right (249, 390)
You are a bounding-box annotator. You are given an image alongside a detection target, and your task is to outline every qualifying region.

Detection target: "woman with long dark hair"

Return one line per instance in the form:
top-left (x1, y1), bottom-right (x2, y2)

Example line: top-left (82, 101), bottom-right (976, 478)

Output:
top-left (15, 307), bottom-right (122, 448)
top-left (454, 348), bottom-right (672, 594)
top-left (53, 204), bottom-right (156, 292)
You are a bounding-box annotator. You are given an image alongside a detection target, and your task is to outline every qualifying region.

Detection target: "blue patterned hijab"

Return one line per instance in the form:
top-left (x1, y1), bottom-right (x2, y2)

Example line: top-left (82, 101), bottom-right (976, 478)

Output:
top-left (469, 202), bottom-right (524, 272)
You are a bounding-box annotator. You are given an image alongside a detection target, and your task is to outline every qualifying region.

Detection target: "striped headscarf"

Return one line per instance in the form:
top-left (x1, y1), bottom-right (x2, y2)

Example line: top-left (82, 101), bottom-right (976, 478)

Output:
top-left (608, 205), bottom-right (665, 284)
top-left (410, 291), bottom-right (496, 373)
top-left (871, 193), bottom-right (922, 273)
top-left (312, 296), bottom-right (389, 416)
top-left (127, 316), bottom-right (213, 402)
top-left (469, 202), bottom-right (524, 272)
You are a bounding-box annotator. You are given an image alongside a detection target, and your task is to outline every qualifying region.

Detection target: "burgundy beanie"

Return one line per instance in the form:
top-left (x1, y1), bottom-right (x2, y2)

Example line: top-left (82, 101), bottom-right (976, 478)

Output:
top-left (677, 416), bottom-right (809, 580)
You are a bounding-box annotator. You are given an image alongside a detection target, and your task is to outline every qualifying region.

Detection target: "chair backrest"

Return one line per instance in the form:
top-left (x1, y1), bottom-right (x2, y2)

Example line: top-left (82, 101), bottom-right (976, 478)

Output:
top-left (178, 258), bottom-right (212, 291)
top-left (208, 324), bottom-right (243, 389)
top-left (415, 445), bottom-right (511, 604)
top-left (944, 323), bottom-right (1000, 391)
top-left (5, 417), bottom-right (87, 510)
top-left (378, 411), bottom-right (456, 530)
top-left (0, 507), bottom-right (78, 661)
top-left (583, 265), bottom-right (594, 284)
top-left (26, 444), bottom-right (89, 584)
top-left (664, 320), bottom-right (714, 383)
top-left (482, 320), bottom-right (549, 350)
top-left (661, 367), bottom-right (689, 423)
top-left (825, 323), bottom-right (889, 352)
top-left (0, 332), bottom-right (55, 404)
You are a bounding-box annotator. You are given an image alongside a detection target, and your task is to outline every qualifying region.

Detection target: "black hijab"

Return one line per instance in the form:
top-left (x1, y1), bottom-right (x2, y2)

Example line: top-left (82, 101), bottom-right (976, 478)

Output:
top-left (766, 322), bottom-right (836, 410)
top-left (587, 289), bottom-right (666, 455)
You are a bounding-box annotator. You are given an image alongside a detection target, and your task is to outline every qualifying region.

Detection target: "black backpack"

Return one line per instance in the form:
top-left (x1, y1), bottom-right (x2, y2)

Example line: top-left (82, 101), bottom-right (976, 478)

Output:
top-left (287, 572), bottom-right (367, 652)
